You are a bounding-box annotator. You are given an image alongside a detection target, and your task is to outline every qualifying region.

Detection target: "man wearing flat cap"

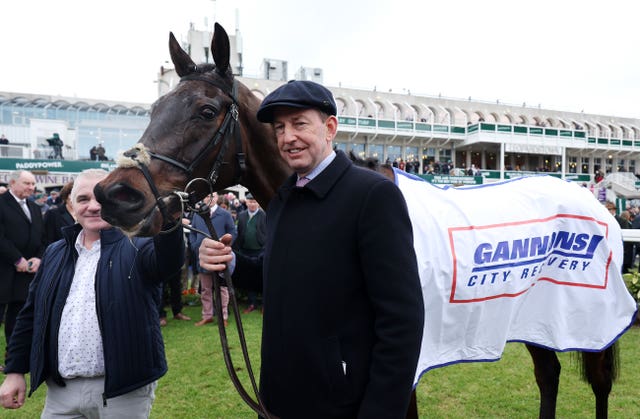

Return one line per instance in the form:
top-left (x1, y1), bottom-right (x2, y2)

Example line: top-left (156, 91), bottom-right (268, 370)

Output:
top-left (199, 80), bottom-right (424, 418)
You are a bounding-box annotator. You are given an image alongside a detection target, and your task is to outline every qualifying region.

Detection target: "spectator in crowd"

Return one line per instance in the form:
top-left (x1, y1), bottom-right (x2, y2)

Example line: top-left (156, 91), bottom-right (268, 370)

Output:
top-left (0, 134), bottom-right (9, 157)
top-left (231, 197), bottom-right (245, 214)
top-left (0, 170), bottom-right (45, 362)
top-left (32, 192), bottom-right (50, 215)
top-left (46, 189), bottom-right (61, 206)
top-left (158, 211), bottom-right (192, 327)
top-left (89, 143), bottom-right (107, 161)
top-left (632, 206), bottom-right (640, 230)
top-left (0, 169), bottom-right (184, 416)
top-left (198, 80), bottom-right (424, 418)
top-left (189, 192), bottom-right (236, 327)
top-left (467, 164), bottom-right (481, 176)
top-left (618, 209), bottom-right (634, 273)
top-left (96, 143), bottom-right (107, 161)
top-left (181, 211), bottom-right (198, 294)
top-left (47, 133), bottom-right (64, 160)
top-left (233, 192), bottom-right (266, 314)
top-left (89, 146), bottom-right (98, 161)
top-left (43, 181), bottom-right (75, 245)
top-left (595, 170), bottom-right (604, 183)
top-left (158, 270), bottom-right (191, 327)
top-left (217, 193), bottom-right (230, 211)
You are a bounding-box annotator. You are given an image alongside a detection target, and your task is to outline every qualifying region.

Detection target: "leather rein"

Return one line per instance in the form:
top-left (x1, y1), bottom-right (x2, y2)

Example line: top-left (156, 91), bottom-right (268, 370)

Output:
top-left (122, 73), bottom-right (277, 419)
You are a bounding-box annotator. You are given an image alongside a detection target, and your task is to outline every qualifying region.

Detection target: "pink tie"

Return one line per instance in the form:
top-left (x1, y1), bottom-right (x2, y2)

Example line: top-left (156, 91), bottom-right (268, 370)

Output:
top-left (295, 177), bottom-right (310, 187)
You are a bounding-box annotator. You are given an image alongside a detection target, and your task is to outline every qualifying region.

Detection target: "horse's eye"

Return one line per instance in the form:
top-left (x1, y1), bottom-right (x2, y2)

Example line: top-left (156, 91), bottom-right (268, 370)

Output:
top-left (201, 106), bottom-right (217, 120)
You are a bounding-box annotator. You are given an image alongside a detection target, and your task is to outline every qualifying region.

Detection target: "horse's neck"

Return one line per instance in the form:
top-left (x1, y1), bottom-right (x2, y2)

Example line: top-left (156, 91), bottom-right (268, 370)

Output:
top-left (237, 90), bottom-right (291, 207)
top-left (379, 165), bottom-right (395, 182)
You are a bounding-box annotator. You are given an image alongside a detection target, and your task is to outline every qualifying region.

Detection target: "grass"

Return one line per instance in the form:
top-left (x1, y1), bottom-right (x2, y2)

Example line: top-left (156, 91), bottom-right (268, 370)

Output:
top-left (1, 303), bottom-right (639, 418)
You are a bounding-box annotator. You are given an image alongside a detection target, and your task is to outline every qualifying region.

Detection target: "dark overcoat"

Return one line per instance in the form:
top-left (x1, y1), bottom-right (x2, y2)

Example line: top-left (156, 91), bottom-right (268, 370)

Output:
top-left (43, 203), bottom-right (75, 245)
top-left (259, 150), bottom-right (424, 419)
top-left (0, 192), bottom-right (45, 303)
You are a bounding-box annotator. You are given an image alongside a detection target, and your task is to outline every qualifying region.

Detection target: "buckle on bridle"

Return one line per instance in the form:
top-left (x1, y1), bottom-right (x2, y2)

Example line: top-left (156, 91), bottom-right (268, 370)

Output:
top-left (230, 103), bottom-right (239, 122)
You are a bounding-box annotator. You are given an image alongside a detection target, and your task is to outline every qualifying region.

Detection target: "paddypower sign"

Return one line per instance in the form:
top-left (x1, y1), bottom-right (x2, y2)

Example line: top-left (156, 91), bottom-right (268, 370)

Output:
top-left (0, 158), bottom-right (117, 186)
top-left (0, 158), bottom-right (116, 172)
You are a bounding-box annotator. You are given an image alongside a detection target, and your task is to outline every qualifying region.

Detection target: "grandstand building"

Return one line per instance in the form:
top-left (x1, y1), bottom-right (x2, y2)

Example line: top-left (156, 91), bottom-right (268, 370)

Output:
top-left (2, 80), bottom-right (639, 187)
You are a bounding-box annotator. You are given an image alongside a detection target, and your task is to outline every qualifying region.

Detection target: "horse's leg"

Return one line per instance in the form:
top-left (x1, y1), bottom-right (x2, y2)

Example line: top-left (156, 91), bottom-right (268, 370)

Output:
top-left (405, 389), bottom-right (418, 419)
top-left (526, 344), bottom-right (561, 419)
top-left (581, 346), bottom-right (616, 419)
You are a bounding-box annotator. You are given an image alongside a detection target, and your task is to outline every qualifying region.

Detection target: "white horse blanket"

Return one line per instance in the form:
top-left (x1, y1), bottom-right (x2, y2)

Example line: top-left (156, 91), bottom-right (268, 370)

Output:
top-left (393, 171), bottom-right (638, 385)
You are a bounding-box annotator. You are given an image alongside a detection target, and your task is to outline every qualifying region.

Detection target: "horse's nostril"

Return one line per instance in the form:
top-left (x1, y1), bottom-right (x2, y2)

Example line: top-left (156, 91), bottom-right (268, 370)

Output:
top-left (113, 188), bottom-right (136, 203)
top-left (104, 183), bottom-right (145, 209)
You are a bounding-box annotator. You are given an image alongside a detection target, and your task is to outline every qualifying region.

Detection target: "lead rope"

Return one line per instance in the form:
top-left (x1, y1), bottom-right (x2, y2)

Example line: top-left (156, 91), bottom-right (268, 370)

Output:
top-left (186, 199), bottom-right (277, 419)
top-left (117, 151), bottom-right (273, 416)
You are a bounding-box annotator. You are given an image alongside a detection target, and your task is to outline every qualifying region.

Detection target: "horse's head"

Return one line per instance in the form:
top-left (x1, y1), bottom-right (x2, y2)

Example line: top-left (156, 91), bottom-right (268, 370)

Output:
top-left (95, 23), bottom-right (285, 236)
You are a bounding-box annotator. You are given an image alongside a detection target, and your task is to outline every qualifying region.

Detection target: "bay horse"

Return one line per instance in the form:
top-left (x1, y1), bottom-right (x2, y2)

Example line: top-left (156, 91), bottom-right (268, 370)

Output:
top-left (94, 23), bottom-right (627, 419)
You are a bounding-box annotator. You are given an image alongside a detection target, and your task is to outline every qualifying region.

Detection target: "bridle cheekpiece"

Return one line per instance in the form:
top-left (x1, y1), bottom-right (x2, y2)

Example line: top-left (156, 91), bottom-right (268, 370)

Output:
top-left (117, 72), bottom-right (246, 231)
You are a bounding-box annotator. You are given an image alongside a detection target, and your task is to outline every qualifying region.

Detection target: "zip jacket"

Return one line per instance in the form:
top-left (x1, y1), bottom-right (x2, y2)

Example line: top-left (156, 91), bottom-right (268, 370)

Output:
top-left (4, 222), bottom-right (184, 400)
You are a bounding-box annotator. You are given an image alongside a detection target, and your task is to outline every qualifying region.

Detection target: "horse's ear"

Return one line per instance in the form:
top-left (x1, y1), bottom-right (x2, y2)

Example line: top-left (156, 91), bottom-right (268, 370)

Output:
top-left (169, 32), bottom-right (196, 77)
top-left (212, 22), bottom-right (231, 76)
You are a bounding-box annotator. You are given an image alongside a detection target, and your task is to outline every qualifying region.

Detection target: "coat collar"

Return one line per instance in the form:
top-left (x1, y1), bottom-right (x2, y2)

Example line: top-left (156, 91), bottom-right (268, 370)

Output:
top-left (3, 190), bottom-right (33, 220)
top-left (279, 149), bottom-right (352, 200)
top-left (62, 223), bottom-right (125, 247)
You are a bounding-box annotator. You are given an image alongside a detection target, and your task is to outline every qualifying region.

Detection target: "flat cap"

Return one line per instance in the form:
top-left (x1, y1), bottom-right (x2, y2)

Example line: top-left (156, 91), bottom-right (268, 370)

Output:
top-left (257, 80), bottom-right (337, 123)
top-left (245, 192), bottom-right (255, 200)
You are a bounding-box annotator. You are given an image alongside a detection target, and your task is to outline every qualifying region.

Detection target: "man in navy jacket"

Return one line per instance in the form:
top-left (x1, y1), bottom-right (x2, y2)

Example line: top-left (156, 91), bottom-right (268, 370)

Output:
top-left (0, 169), bottom-right (184, 417)
top-left (189, 192), bottom-right (237, 326)
top-left (199, 81), bottom-right (424, 418)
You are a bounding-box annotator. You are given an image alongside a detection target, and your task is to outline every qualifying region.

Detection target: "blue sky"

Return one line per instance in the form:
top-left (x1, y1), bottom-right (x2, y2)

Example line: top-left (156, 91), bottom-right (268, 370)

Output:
top-left (1, 0), bottom-right (638, 118)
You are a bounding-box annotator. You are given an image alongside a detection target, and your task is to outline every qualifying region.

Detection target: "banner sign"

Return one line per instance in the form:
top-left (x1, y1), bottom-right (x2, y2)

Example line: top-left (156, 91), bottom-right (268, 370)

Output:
top-left (0, 171), bottom-right (78, 188)
top-left (505, 143), bottom-right (562, 155)
top-left (0, 159), bottom-right (117, 188)
top-left (0, 158), bottom-right (116, 172)
top-left (419, 174), bottom-right (483, 185)
top-left (394, 170), bottom-right (638, 385)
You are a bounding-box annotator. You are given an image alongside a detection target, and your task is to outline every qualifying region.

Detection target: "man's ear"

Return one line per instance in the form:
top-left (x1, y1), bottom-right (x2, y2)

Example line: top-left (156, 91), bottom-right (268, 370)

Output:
top-left (326, 115), bottom-right (338, 140)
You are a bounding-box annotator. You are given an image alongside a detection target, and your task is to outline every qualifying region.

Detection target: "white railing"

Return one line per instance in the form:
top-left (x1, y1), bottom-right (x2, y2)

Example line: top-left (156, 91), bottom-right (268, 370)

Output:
top-left (622, 229), bottom-right (640, 242)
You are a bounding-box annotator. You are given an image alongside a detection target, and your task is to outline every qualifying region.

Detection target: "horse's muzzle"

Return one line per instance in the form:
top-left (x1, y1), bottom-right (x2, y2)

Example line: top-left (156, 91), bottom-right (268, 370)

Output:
top-left (94, 182), bottom-right (147, 228)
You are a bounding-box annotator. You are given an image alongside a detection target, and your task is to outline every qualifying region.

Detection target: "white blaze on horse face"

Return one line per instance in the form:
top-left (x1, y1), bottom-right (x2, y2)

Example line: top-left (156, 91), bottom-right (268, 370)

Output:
top-left (272, 108), bottom-right (336, 177)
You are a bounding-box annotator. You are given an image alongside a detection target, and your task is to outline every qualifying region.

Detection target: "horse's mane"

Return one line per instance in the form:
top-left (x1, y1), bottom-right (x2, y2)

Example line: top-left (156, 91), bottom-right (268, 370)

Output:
top-left (348, 150), bottom-right (395, 182)
top-left (348, 150), bottom-right (380, 170)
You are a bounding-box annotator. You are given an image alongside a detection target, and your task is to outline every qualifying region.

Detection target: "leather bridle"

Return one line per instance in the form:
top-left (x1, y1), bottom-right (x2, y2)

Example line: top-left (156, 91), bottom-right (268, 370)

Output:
top-left (120, 72), bottom-right (277, 418)
top-left (121, 73), bottom-right (246, 232)
top-left (149, 74), bottom-right (246, 187)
